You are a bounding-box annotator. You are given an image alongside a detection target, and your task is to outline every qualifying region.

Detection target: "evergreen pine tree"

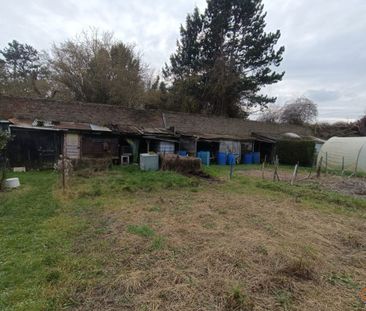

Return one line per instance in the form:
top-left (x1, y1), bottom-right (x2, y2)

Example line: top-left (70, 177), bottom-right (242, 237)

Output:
top-left (164, 0), bottom-right (285, 117)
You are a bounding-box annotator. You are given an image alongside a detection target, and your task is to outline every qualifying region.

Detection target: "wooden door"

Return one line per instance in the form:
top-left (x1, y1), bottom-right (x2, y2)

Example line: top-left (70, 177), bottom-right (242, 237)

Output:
top-left (64, 133), bottom-right (80, 159)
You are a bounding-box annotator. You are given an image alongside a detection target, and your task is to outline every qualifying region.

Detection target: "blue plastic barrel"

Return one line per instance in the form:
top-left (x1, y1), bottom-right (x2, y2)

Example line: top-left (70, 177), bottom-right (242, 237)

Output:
top-left (252, 152), bottom-right (260, 164)
top-left (179, 150), bottom-right (188, 156)
top-left (217, 152), bottom-right (227, 165)
top-left (243, 153), bottom-right (253, 164)
top-left (197, 151), bottom-right (210, 166)
top-left (227, 153), bottom-right (236, 165)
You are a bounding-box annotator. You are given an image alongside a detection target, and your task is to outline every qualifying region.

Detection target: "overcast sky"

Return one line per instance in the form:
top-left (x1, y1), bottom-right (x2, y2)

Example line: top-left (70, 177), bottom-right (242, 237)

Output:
top-left (1, 0), bottom-right (365, 122)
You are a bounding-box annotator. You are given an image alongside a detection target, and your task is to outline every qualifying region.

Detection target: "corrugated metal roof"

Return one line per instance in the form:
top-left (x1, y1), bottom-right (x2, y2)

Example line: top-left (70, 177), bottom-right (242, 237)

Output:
top-left (111, 124), bottom-right (143, 135)
top-left (179, 131), bottom-right (252, 142)
top-left (142, 135), bottom-right (179, 143)
top-left (53, 121), bottom-right (90, 130)
top-left (8, 118), bottom-right (112, 132)
top-left (143, 127), bottom-right (178, 137)
top-left (111, 125), bottom-right (178, 137)
top-left (9, 118), bottom-right (62, 131)
top-left (90, 124), bottom-right (112, 132)
top-left (1, 97), bottom-right (314, 142)
top-left (252, 132), bottom-right (324, 143)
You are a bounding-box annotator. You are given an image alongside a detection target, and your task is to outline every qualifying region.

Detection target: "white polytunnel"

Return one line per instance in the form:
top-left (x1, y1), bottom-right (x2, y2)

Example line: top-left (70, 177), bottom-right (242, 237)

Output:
top-left (317, 137), bottom-right (366, 173)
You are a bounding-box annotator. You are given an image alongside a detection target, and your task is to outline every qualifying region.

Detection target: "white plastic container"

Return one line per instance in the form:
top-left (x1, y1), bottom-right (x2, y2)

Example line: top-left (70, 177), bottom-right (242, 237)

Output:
top-left (140, 153), bottom-right (159, 171)
top-left (4, 177), bottom-right (20, 189)
top-left (13, 167), bottom-right (26, 172)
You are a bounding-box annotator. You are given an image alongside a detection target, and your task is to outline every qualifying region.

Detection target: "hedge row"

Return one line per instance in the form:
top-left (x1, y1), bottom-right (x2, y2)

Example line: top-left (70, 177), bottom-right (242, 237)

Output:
top-left (277, 140), bottom-right (315, 166)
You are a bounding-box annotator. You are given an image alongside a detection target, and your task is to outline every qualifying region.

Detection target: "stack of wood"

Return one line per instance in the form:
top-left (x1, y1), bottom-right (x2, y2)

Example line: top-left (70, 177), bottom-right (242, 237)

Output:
top-left (161, 154), bottom-right (202, 174)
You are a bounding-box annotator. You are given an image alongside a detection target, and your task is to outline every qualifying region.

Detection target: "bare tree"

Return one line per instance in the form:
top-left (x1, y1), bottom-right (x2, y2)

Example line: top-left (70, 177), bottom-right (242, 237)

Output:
top-left (280, 97), bottom-right (318, 125)
top-left (257, 104), bottom-right (282, 123)
top-left (50, 29), bottom-right (147, 107)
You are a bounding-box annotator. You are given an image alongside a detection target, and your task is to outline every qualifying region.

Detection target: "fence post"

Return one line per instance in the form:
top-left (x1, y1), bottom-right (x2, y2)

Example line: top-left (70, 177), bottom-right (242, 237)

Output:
top-left (229, 163), bottom-right (234, 180)
top-left (62, 155), bottom-right (66, 192)
top-left (354, 146), bottom-right (363, 177)
top-left (317, 156), bottom-right (323, 178)
top-left (273, 155), bottom-right (280, 182)
top-left (291, 162), bottom-right (299, 185)
top-left (273, 156), bottom-right (277, 181)
top-left (261, 159), bottom-right (266, 180)
top-left (307, 156), bottom-right (317, 179)
top-left (341, 156), bottom-right (345, 176)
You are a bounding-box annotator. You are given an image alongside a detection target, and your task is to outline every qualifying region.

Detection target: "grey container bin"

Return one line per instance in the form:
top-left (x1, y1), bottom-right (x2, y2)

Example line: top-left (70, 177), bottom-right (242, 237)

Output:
top-left (140, 153), bottom-right (159, 171)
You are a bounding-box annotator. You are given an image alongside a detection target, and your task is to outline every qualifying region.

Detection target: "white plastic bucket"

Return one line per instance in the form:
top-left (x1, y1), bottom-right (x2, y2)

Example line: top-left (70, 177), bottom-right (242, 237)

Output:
top-left (4, 178), bottom-right (20, 189)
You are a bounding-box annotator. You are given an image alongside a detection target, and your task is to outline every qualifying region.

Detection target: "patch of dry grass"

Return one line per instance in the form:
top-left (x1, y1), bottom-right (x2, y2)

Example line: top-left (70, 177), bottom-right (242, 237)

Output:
top-left (4, 168), bottom-right (366, 311)
top-left (38, 167), bottom-right (366, 310)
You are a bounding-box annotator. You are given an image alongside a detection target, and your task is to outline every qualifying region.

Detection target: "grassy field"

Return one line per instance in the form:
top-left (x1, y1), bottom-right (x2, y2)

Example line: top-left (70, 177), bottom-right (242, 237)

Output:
top-left (0, 165), bottom-right (365, 310)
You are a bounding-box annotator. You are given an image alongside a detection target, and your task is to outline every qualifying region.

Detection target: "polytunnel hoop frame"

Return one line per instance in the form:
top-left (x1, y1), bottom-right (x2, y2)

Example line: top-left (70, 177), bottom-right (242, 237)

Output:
top-left (355, 141), bottom-right (366, 174)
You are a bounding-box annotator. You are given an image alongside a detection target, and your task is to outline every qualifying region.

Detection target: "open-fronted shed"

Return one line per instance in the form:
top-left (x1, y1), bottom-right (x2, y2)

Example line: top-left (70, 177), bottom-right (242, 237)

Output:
top-left (0, 96), bottom-right (315, 168)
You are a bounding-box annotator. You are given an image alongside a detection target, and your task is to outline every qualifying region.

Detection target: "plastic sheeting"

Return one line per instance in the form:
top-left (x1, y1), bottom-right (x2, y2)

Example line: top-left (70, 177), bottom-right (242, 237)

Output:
top-left (317, 137), bottom-right (366, 173)
top-left (157, 141), bottom-right (175, 154)
top-left (219, 140), bottom-right (241, 158)
top-left (219, 140), bottom-right (241, 154)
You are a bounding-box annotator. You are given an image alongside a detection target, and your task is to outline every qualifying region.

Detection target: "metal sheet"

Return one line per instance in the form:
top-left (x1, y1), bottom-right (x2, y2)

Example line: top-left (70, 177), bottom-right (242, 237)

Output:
top-left (90, 124), bottom-right (111, 132)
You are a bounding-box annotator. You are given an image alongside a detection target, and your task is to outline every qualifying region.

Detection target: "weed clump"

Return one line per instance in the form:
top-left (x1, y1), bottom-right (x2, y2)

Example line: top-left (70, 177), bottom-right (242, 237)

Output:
top-left (46, 270), bottom-right (61, 284)
top-left (224, 286), bottom-right (254, 311)
top-left (151, 235), bottom-right (165, 251)
top-left (339, 233), bottom-right (364, 250)
top-left (278, 256), bottom-right (318, 281)
top-left (254, 245), bottom-right (268, 256)
top-left (127, 225), bottom-right (155, 238)
top-left (148, 205), bottom-right (163, 213)
top-left (327, 273), bottom-right (358, 288)
top-left (77, 183), bottom-right (102, 198)
top-left (274, 289), bottom-right (293, 310)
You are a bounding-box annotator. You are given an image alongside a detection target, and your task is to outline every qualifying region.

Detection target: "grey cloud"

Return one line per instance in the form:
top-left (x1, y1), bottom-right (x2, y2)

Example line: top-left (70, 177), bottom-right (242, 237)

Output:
top-left (262, 0), bottom-right (366, 122)
top-left (304, 90), bottom-right (341, 102)
top-left (0, 0), bottom-right (365, 122)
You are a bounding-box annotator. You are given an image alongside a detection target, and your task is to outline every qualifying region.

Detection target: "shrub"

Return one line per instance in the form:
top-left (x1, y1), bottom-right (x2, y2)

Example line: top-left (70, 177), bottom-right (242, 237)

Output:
top-left (0, 129), bottom-right (10, 151)
top-left (0, 129), bottom-right (11, 190)
top-left (277, 140), bottom-right (315, 166)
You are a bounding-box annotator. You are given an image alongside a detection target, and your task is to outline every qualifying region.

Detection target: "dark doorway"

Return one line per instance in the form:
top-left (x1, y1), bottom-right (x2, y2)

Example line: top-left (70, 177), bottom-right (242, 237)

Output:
top-left (197, 140), bottom-right (220, 160)
top-left (7, 128), bottom-right (62, 169)
top-left (254, 141), bottom-right (275, 163)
